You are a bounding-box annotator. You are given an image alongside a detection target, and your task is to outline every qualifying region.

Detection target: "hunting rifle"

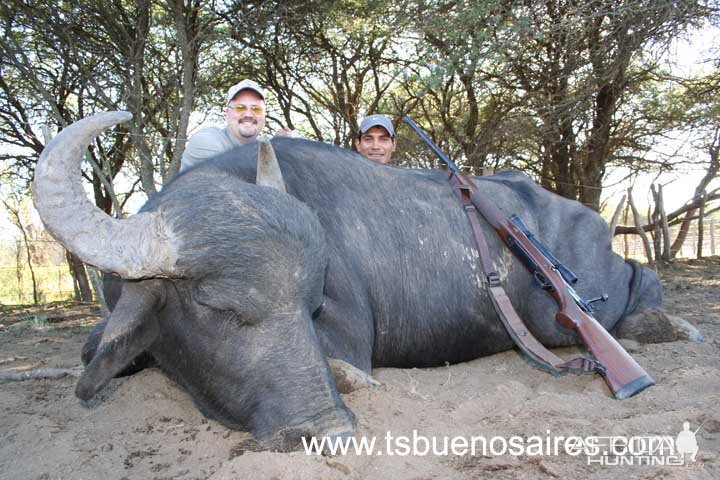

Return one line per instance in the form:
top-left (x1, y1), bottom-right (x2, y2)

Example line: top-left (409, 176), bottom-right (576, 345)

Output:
top-left (404, 116), bottom-right (654, 399)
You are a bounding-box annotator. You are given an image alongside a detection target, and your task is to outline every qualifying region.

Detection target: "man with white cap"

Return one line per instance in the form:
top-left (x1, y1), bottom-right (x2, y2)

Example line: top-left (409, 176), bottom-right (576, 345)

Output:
top-left (354, 114), bottom-right (396, 164)
top-left (180, 79), bottom-right (296, 171)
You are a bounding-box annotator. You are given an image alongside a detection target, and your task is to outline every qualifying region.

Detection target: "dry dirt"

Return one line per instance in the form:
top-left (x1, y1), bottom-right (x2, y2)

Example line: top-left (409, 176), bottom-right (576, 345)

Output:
top-left (1, 258), bottom-right (719, 480)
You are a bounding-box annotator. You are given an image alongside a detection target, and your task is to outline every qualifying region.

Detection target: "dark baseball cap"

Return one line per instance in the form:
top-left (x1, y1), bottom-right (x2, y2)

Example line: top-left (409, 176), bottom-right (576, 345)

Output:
top-left (359, 114), bottom-right (395, 137)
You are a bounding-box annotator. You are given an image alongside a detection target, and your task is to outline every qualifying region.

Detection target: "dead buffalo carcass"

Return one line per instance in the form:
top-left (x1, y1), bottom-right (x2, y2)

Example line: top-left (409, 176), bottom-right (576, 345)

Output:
top-left (32, 112), bottom-right (698, 449)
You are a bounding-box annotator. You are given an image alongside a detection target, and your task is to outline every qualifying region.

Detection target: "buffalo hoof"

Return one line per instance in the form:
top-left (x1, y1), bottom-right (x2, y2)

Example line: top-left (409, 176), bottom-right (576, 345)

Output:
top-left (666, 315), bottom-right (704, 342)
top-left (616, 308), bottom-right (703, 344)
top-left (328, 358), bottom-right (381, 394)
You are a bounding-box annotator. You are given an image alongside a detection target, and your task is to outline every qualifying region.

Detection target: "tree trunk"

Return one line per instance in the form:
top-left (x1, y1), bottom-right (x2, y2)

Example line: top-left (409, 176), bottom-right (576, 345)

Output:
top-left (670, 209), bottom-right (695, 258)
top-left (15, 240), bottom-right (23, 301)
top-left (674, 133), bottom-right (720, 257)
top-left (580, 82), bottom-right (618, 212)
top-left (126, 0), bottom-right (156, 195)
top-left (3, 199), bottom-right (39, 304)
top-left (165, 0), bottom-right (201, 180)
top-left (65, 251), bottom-right (93, 302)
top-left (697, 193), bottom-right (706, 259)
top-left (21, 228), bottom-right (39, 304)
top-left (579, 178), bottom-right (602, 212)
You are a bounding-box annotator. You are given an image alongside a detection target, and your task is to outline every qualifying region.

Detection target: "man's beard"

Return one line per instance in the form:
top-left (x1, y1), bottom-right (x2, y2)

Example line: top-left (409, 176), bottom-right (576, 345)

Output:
top-left (237, 120), bottom-right (258, 138)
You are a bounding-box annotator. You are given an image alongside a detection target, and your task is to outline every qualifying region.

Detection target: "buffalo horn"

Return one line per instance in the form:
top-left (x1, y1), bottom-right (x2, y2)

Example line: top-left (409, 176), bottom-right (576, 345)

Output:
top-left (256, 137), bottom-right (286, 192)
top-left (32, 111), bottom-right (179, 278)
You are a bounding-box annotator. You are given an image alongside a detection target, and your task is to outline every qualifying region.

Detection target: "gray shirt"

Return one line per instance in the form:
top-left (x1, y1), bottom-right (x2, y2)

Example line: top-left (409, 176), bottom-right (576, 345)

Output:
top-left (180, 127), bottom-right (242, 172)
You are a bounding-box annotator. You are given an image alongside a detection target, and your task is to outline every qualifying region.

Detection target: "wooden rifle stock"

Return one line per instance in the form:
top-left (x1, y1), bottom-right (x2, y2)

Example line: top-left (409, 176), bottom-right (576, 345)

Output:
top-left (481, 194), bottom-right (654, 399)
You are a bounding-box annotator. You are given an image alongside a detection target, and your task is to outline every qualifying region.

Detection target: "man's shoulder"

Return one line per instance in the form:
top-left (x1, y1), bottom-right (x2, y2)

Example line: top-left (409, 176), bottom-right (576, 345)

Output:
top-left (187, 126), bottom-right (229, 146)
top-left (181, 127), bottom-right (235, 171)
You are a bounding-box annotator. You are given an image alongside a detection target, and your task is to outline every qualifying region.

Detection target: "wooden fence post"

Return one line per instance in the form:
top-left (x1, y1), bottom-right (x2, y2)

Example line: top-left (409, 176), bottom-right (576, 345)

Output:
top-left (623, 199), bottom-right (630, 258)
top-left (658, 185), bottom-right (671, 261)
top-left (711, 218), bottom-right (716, 256)
top-left (650, 184), bottom-right (662, 264)
top-left (609, 194), bottom-right (626, 239)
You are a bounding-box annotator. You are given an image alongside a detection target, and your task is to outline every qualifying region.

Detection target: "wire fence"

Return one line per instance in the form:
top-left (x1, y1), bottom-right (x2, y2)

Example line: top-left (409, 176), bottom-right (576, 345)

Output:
top-left (612, 217), bottom-right (719, 262)
top-left (0, 264), bottom-right (76, 305)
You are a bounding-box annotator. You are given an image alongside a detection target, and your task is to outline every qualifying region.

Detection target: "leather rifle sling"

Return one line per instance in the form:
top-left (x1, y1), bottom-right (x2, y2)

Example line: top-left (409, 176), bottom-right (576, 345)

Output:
top-left (448, 172), bottom-right (597, 376)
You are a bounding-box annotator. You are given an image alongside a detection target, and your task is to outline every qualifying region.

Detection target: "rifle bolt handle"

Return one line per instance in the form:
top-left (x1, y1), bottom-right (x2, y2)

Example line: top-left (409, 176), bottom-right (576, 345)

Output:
top-left (588, 294), bottom-right (609, 305)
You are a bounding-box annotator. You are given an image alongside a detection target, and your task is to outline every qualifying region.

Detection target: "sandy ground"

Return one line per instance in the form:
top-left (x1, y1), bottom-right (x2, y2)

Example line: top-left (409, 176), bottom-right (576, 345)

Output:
top-left (1, 258), bottom-right (719, 480)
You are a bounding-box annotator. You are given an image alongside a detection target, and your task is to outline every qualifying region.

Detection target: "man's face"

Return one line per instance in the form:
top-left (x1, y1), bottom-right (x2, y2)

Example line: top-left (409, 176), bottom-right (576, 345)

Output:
top-left (226, 90), bottom-right (266, 143)
top-left (354, 126), bottom-right (396, 164)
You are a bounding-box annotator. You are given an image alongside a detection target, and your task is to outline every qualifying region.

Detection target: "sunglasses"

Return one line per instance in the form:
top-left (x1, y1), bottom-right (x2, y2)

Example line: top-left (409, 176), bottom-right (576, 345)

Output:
top-left (228, 104), bottom-right (265, 115)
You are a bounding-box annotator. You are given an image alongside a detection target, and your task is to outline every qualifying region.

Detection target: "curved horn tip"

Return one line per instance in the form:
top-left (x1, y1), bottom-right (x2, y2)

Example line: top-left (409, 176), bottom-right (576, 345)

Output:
top-left (91, 110), bottom-right (133, 124)
top-left (110, 110), bottom-right (133, 121)
top-left (32, 109), bottom-right (178, 279)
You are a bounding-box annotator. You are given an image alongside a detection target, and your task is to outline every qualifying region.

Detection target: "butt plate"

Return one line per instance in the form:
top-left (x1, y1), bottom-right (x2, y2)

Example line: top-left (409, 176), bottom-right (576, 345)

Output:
top-left (613, 374), bottom-right (655, 400)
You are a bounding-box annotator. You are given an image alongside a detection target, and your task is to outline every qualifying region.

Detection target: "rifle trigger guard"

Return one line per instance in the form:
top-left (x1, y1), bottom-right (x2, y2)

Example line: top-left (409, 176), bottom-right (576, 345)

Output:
top-left (533, 271), bottom-right (553, 291)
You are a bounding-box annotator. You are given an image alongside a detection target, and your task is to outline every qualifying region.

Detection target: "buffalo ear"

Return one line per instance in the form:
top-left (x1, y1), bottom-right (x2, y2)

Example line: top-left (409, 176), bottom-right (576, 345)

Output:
top-left (256, 138), bottom-right (286, 192)
top-left (76, 281), bottom-right (163, 401)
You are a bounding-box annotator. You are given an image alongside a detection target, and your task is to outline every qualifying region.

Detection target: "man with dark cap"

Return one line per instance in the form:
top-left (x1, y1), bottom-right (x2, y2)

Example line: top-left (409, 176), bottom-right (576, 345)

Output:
top-left (180, 79), bottom-right (297, 171)
top-left (355, 114), bottom-right (396, 164)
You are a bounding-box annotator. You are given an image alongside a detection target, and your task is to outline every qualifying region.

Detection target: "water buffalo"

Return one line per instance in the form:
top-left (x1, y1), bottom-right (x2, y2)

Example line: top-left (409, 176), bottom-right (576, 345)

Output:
top-left (33, 112), bottom-right (698, 450)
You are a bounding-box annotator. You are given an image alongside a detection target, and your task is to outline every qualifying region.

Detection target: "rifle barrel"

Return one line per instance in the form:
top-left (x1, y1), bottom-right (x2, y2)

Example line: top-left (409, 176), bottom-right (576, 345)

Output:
top-left (402, 116), bottom-right (461, 172)
top-left (510, 215), bottom-right (578, 284)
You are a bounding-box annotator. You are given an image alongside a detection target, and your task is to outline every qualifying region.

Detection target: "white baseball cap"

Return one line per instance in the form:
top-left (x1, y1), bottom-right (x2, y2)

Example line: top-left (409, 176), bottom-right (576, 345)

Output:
top-left (226, 79), bottom-right (265, 104)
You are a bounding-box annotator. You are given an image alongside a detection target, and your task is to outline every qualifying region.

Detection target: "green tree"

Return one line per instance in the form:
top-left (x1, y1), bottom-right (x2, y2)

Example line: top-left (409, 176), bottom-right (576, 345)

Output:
top-left (411, 0), bottom-right (716, 209)
top-left (217, 0), bottom-right (413, 147)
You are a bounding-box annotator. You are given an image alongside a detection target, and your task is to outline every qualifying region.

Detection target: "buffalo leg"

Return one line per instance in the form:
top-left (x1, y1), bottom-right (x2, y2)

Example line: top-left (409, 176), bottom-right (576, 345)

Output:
top-left (614, 308), bottom-right (703, 343)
